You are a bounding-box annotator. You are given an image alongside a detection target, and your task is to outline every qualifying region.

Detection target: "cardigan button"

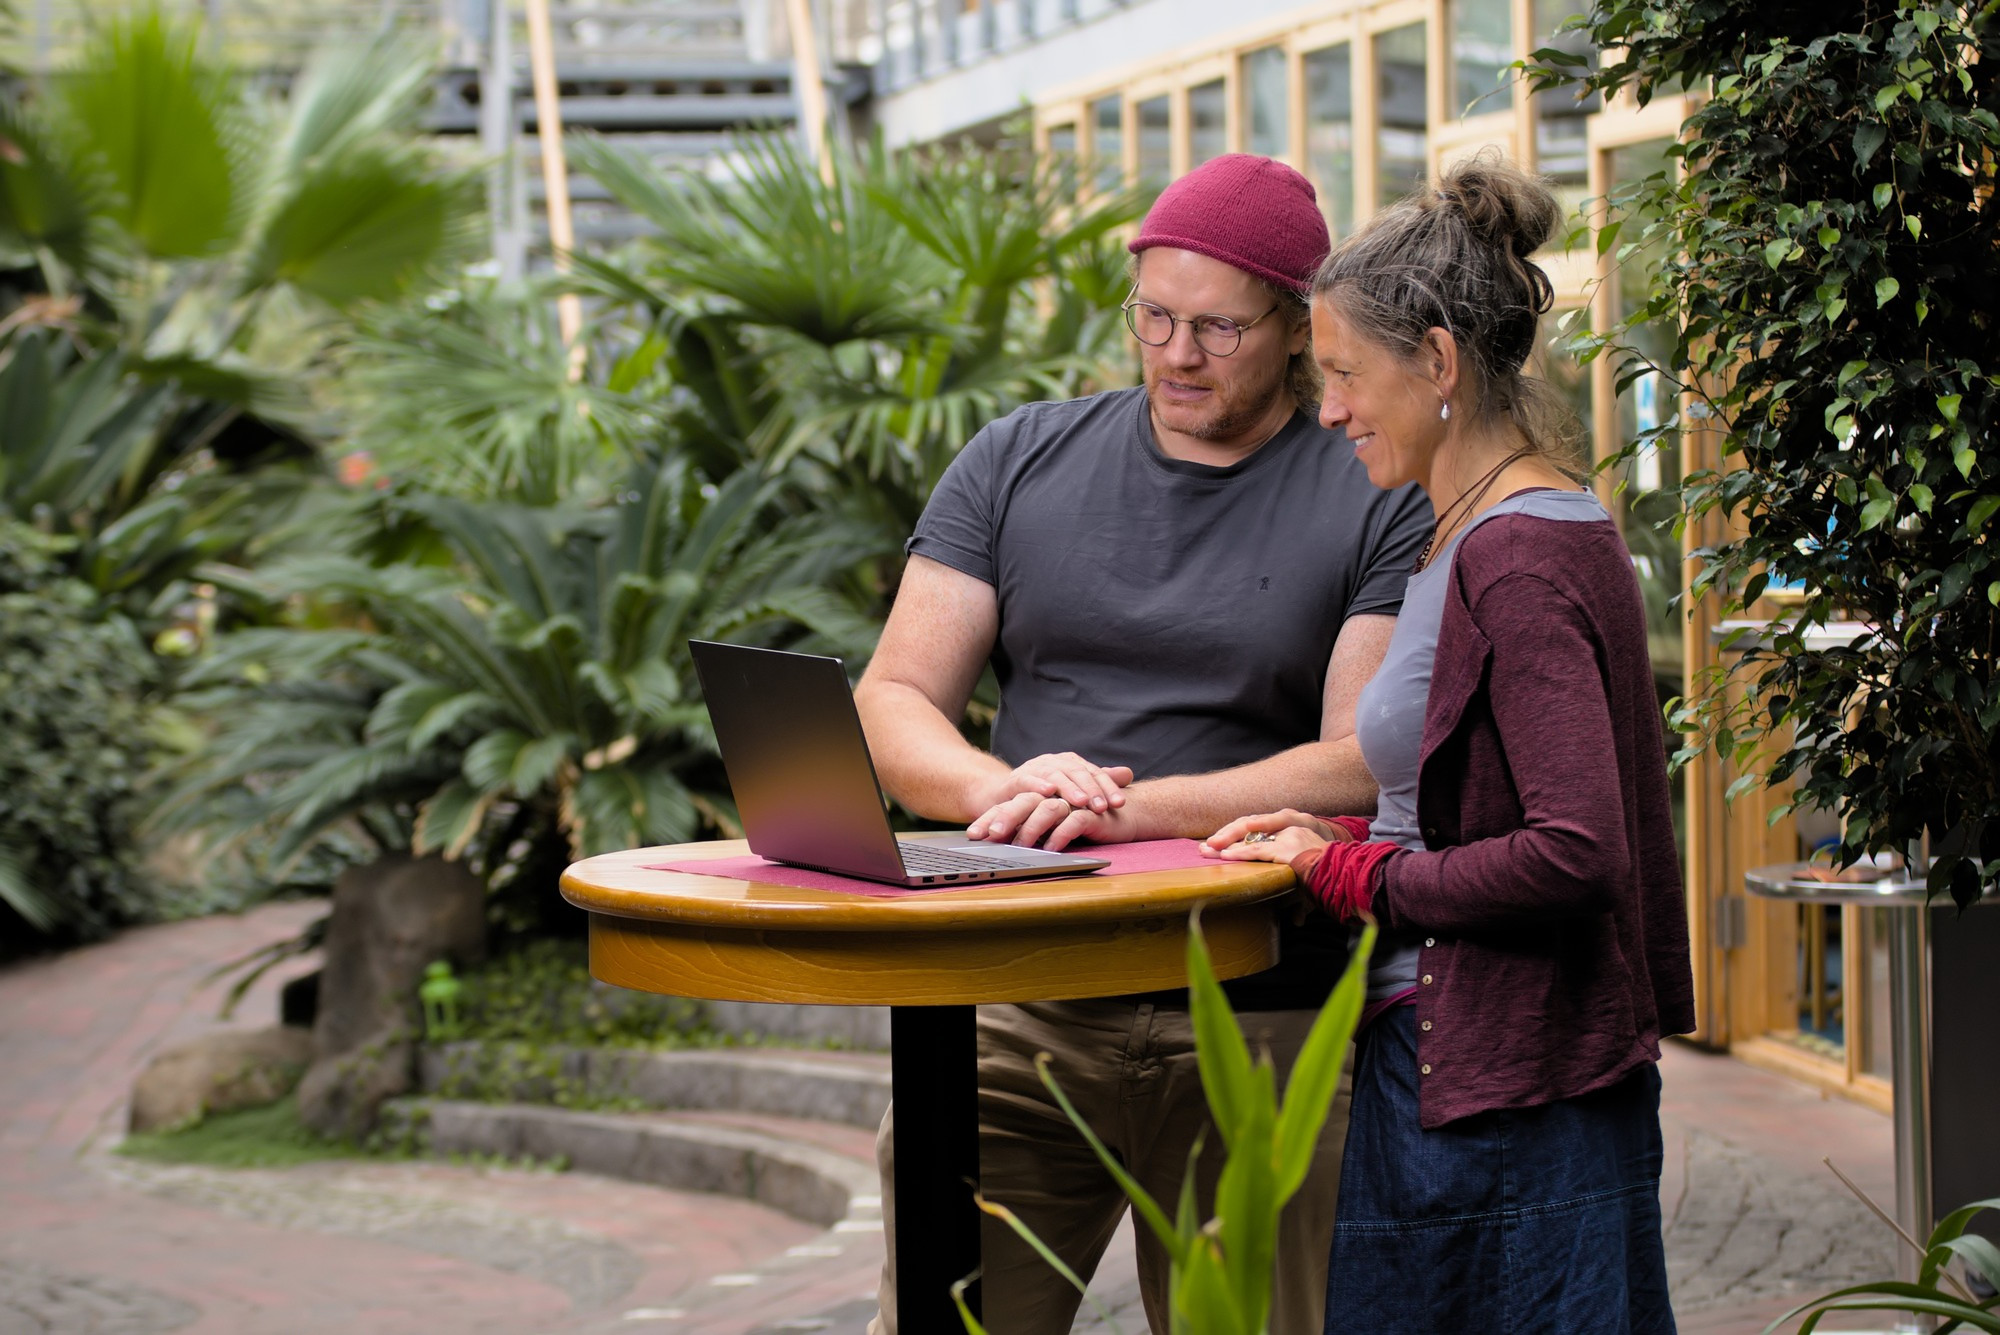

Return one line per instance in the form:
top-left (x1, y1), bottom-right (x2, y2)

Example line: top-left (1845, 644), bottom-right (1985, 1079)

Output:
top-left (1424, 937), bottom-right (1435, 948)
top-left (1420, 1063), bottom-right (1432, 1075)
top-left (1422, 826), bottom-right (1439, 840)
top-left (1421, 1019), bottom-right (1433, 1031)
top-left (1421, 974), bottom-right (1433, 985)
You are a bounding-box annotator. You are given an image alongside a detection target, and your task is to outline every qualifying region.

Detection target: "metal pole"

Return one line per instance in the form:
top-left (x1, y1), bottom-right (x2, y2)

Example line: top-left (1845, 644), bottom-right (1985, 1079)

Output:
top-left (889, 1005), bottom-right (980, 1331)
top-left (784, 0), bottom-right (834, 180)
top-left (522, 0), bottom-right (584, 361)
top-left (1888, 905), bottom-right (1932, 1331)
top-left (481, 0), bottom-right (525, 281)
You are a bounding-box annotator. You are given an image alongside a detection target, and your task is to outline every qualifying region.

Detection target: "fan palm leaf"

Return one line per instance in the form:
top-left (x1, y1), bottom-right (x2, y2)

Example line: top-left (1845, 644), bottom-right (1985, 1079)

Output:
top-left (54, 7), bottom-right (252, 260)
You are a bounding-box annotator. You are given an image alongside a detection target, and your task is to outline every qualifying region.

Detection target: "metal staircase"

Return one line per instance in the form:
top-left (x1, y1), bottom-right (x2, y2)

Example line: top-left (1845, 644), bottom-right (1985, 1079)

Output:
top-left (8, 0), bottom-right (868, 263)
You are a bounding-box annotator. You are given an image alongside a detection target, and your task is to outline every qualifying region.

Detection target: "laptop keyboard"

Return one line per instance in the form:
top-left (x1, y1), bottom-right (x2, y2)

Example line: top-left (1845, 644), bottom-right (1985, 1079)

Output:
top-left (896, 842), bottom-right (1041, 874)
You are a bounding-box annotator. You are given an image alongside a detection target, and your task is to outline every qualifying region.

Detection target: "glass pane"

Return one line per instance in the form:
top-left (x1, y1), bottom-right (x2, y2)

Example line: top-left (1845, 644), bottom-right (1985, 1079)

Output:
top-left (1305, 44), bottom-right (1355, 239)
top-left (1451, 0), bottom-right (1514, 115)
top-left (1605, 139), bottom-right (1683, 714)
top-left (1241, 45), bottom-right (1288, 159)
top-left (1532, 0), bottom-right (1597, 236)
top-left (1137, 95), bottom-right (1172, 190)
top-left (1091, 96), bottom-right (1124, 194)
top-left (1189, 79), bottom-right (1227, 167)
top-left (1860, 907), bottom-right (1893, 1080)
top-left (1791, 904), bottom-right (1846, 1061)
top-left (1539, 307), bottom-right (1591, 452)
top-left (1374, 23), bottom-right (1429, 205)
top-left (1046, 123), bottom-right (1078, 202)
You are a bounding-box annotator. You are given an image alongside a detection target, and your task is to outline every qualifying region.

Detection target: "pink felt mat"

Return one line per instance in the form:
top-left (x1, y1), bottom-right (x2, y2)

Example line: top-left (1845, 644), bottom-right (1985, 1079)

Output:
top-left (641, 838), bottom-right (1218, 897)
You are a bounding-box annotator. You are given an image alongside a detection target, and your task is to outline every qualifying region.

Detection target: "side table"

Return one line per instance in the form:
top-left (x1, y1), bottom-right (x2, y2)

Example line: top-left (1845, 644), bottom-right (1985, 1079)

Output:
top-left (562, 842), bottom-right (1295, 1332)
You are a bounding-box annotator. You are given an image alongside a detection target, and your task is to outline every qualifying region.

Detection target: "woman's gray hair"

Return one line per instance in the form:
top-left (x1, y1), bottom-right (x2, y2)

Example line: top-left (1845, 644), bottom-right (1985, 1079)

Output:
top-left (1312, 149), bottom-right (1582, 464)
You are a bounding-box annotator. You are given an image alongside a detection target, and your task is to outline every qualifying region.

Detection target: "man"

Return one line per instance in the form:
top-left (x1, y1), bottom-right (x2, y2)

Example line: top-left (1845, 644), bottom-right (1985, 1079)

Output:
top-left (856, 154), bottom-right (1430, 1335)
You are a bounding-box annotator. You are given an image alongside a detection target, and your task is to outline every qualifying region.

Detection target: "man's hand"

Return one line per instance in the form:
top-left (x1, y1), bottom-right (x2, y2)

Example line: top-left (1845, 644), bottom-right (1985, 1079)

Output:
top-left (969, 752), bottom-right (1134, 819)
top-left (969, 791), bottom-right (1146, 850)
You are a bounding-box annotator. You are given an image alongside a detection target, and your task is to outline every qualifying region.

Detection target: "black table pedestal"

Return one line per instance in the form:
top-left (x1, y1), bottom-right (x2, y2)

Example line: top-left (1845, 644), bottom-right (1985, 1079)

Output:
top-left (890, 1004), bottom-right (981, 1331)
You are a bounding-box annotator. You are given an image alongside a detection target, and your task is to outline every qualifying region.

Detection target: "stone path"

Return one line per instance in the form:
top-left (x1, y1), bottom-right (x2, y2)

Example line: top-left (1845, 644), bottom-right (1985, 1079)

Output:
top-left (0, 903), bottom-right (1905, 1334)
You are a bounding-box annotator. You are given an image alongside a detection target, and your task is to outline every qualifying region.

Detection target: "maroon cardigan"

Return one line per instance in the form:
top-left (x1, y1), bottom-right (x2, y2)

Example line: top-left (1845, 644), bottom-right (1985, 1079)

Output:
top-left (1369, 510), bottom-right (1695, 1129)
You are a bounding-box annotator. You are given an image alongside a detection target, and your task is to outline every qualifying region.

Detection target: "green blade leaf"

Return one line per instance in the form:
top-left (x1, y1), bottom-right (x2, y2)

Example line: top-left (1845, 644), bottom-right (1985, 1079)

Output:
top-left (1185, 906), bottom-right (1256, 1147)
top-left (57, 8), bottom-right (250, 258)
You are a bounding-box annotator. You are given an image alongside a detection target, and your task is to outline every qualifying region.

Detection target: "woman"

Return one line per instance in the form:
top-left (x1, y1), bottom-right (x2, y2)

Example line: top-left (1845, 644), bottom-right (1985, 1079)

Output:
top-left (1203, 151), bottom-right (1693, 1333)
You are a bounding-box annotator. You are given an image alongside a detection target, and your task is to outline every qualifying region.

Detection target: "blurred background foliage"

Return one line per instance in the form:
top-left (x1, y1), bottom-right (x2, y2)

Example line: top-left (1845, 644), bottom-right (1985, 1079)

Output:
top-left (0, 2), bottom-right (1146, 958)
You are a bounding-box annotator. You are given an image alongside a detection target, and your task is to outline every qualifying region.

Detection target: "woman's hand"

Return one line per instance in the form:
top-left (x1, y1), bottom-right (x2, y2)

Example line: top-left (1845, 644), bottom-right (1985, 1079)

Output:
top-left (1200, 809), bottom-right (1349, 858)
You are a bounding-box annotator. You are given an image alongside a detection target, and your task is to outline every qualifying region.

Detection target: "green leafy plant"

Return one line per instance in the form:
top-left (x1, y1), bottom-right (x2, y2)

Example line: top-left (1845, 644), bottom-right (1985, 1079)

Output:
top-left (0, 327), bottom-right (313, 619)
top-left (116, 1096), bottom-right (375, 1168)
top-left (452, 939), bottom-right (710, 1049)
top-left (958, 916), bottom-right (1372, 1335)
top-left (335, 277), bottom-right (672, 506)
top-left (1533, 0), bottom-right (2000, 907)
top-left (573, 130), bottom-right (1149, 529)
top-left (0, 519), bottom-right (158, 951)
top-left (4, 7), bottom-right (478, 323)
top-left (153, 455), bottom-right (888, 937)
top-left (1766, 1196), bottom-right (2000, 1332)
top-left (0, 6), bottom-right (481, 618)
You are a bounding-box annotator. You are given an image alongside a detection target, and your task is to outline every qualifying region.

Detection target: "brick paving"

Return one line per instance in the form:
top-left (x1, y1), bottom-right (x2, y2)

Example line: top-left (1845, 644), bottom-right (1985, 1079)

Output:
top-left (0, 904), bottom-right (1905, 1334)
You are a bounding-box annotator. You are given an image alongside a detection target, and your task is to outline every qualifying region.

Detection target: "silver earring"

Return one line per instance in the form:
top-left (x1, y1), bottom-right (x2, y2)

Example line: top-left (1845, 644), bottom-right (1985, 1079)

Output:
top-left (1439, 401), bottom-right (1451, 421)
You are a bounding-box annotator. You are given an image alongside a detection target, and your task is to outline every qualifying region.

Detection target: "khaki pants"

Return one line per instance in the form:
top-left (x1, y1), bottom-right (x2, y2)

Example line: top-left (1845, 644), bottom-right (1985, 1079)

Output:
top-left (869, 999), bottom-right (1349, 1335)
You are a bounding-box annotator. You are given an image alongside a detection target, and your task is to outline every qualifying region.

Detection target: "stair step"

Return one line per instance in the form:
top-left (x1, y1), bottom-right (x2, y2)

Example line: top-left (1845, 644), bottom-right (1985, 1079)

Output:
top-left (419, 1044), bottom-right (892, 1130)
top-left (385, 1099), bottom-right (882, 1229)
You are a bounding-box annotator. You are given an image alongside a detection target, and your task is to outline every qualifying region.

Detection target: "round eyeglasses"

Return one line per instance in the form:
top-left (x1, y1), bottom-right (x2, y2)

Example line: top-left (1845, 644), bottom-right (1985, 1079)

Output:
top-left (1121, 298), bottom-right (1280, 357)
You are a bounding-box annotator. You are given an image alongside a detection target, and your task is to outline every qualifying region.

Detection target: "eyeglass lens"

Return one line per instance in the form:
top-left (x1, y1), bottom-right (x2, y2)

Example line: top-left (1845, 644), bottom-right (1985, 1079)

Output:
top-left (1124, 303), bottom-right (1247, 356)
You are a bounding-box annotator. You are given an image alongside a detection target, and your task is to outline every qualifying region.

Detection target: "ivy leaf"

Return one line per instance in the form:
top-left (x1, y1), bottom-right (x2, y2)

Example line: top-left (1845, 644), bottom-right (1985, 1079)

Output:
top-left (1597, 220), bottom-right (1624, 256)
top-left (1874, 84), bottom-right (1902, 114)
top-left (1855, 123), bottom-right (1888, 170)
top-left (1939, 563), bottom-right (1972, 607)
top-left (1874, 181), bottom-right (1895, 208)
top-left (1910, 483), bottom-right (1934, 513)
top-left (1876, 276), bottom-right (1901, 306)
top-left (1860, 478), bottom-right (1895, 530)
top-left (1818, 225), bottom-right (1840, 248)
top-left (1958, 447), bottom-right (1978, 478)
top-left (1990, 582), bottom-right (2000, 606)
top-left (1906, 215), bottom-right (1923, 240)
top-left (1967, 495), bottom-right (2000, 534)
top-left (1838, 359), bottom-right (1869, 386)
top-left (1825, 296), bottom-right (1848, 323)
top-left (1764, 238), bottom-right (1791, 269)
top-left (1938, 394), bottom-right (1962, 423)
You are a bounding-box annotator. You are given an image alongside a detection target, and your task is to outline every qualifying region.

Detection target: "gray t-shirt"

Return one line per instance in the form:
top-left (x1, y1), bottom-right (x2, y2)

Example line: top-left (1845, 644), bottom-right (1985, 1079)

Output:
top-left (909, 385), bottom-right (1431, 1009)
top-left (1355, 486), bottom-right (1612, 999)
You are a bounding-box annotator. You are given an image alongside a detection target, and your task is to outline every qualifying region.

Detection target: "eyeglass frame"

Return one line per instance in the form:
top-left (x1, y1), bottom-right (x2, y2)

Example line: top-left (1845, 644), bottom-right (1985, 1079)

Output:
top-left (1120, 293), bottom-right (1282, 357)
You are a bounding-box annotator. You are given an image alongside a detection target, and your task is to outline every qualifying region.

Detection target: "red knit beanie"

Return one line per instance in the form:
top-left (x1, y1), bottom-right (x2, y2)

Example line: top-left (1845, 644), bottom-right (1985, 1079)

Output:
top-left (1128, 154), bottom-right (1330, 294)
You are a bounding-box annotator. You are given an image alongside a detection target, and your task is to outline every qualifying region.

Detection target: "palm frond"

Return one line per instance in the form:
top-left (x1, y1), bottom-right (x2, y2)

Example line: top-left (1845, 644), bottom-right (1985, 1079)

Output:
top-left (55, 7), bottom-right (255, 259)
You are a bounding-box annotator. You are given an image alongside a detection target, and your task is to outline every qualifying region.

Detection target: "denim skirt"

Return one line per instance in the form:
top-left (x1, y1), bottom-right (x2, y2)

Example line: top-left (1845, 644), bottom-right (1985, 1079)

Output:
top-left (1324, 1008), bottom-right (1676, 1335)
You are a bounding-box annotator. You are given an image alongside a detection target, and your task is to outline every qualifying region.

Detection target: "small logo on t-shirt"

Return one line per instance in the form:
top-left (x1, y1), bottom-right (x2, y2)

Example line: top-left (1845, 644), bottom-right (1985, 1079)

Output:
top-left (1259, 576), bottom-right (1271, 591)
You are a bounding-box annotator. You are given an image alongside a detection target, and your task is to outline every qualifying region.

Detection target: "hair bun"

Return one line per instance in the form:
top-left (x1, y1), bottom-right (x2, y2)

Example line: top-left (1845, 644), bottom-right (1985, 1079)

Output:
top-left (1435, 148), bottom-right (1562, 263)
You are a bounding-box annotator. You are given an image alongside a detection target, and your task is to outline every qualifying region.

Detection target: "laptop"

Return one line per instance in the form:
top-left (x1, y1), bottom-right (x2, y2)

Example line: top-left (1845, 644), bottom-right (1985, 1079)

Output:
top-left (689, 640), bottom-right (1110, 887)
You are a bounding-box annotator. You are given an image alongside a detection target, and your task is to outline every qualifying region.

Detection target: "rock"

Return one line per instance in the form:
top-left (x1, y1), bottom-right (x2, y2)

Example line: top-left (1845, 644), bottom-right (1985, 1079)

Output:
top-left (128, 1025), bottom-right (314, 1133)
top-left (296, 1027), bottom-right (419, 1142)
top-left (297, 854), bottom-right (485, 1138)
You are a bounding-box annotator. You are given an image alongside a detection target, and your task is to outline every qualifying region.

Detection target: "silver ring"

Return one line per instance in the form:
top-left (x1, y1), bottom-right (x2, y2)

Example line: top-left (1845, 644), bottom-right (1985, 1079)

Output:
top-left (1243, 831), bottom-right (1275, 844)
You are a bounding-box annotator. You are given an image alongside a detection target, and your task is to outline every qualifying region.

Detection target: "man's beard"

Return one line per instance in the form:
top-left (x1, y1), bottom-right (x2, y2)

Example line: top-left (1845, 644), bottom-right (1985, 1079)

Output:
top-left (1144, 355), bottom-right (1293, 441)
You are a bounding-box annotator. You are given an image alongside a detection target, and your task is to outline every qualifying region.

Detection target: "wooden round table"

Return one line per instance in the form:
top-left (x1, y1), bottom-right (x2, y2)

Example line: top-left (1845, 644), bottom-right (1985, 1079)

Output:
top-left (562, 841), bottom-right (1297, 1331)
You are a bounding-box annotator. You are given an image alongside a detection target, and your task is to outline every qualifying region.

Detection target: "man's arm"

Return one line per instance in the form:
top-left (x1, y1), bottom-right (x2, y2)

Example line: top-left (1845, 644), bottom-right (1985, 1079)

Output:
top-left (973, 613), bottom-right (1397, 850)
top-left (855, 555), bottom-right (1133, 822)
